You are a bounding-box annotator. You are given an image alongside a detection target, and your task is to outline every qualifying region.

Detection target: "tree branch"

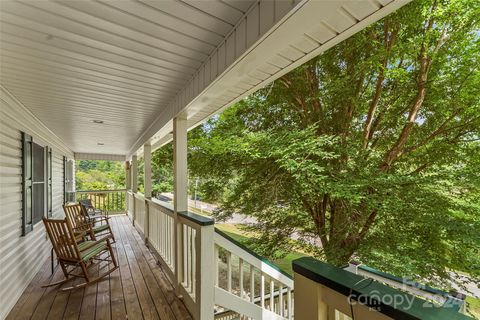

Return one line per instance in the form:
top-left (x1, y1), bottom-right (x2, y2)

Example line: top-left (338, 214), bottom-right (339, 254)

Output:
top-left (380, 42), bottom-right (431, 170)
top-left (358, 210), bottom-right (377, 240)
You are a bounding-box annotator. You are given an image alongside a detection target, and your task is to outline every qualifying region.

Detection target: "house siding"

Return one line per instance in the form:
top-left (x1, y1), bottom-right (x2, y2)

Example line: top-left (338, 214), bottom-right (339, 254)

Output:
top-left (0, 86), bottom-right (74, 319)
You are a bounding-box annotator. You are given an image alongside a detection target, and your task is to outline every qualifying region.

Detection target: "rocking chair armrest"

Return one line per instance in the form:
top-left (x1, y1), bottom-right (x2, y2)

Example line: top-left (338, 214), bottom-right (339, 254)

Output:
top-left (73, 231), bottom-right (87, 241)
top-left (88, 215), bottom-right (109, 222)
top-left (73, 223), bottom-right (97, 238)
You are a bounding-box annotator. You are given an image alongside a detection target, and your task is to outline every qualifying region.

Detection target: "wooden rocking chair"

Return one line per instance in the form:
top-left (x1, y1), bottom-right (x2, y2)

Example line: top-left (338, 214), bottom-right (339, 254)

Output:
top-left (63, 203), bottom-right (115, 242)
top-left (79, 198), bottom-right (105, 217)
top-left (42, 217), bottom-right (118, 291)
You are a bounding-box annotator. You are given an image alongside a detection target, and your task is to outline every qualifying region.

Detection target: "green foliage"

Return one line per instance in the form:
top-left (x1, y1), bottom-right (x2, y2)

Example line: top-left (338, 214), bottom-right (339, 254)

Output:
top-left (75, 160), bottom-right (125, 190)
top-left (137, 156), bottom-right (145, 193)
top-left (188, 0), bottom-right (480, 290)
top-left (134, 144), bottom-right (174, 196)
top-left (151, 143), bottom-right (174, 196)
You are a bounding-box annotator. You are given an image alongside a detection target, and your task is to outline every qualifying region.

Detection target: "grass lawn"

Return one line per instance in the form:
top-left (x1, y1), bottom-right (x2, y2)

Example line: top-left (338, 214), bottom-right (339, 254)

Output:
top-left (467, 296), bottom-right (480, 319)
top-left (215, 223), bottom-right (308, 275)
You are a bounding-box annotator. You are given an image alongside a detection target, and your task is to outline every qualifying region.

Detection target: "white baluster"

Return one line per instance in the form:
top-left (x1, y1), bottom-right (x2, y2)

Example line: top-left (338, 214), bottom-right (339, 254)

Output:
top-left (161, 213), bottom-right (164, 256)
top-left (260, 273), bottom-right (265, 308)
top-left (239, 258), bottom-right (244, 299)
top-left (250, 265), bottom-right (255, 303)
top-left (227, 251), bottom-right (232, 292)
top-left (279, 284), bottom-right (284, 316)
top-left (187, 226), bottom-right (192, 292)
top-left (270, 279), bottom-right (275, 310)
top-left (214, 245), bottom-right (219, 286)
top-left (167, 216), bottom-right (171, 264)
top-left (183, 225), bottom-right (188, 287)
top-left (287, 287), bottom-right (292, 320)
top-left (190, 228), bottom-right (197, 299)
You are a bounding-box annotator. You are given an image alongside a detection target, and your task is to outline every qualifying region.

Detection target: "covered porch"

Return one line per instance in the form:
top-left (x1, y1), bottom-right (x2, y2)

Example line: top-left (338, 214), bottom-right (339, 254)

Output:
top-left (6, 215), bottom-right (191, 320)
top-left (1, 0), bottom-right (473, 319)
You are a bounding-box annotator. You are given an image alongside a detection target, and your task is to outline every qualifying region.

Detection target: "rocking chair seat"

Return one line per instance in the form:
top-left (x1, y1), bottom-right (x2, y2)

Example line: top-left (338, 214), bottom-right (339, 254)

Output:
top-left (80, 242), bottom-right (108, 262)
top-left (92, 224), bottom-right (110, 234)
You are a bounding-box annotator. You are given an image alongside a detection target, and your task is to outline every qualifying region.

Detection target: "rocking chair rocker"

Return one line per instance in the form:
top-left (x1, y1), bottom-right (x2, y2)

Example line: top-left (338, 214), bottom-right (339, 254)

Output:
top-left (42, 217), bottom-right (118, 291)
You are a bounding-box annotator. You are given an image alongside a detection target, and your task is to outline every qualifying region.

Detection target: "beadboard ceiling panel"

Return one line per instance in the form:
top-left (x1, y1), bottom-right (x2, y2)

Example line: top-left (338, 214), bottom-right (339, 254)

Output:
top-left (0, 0), bottom-right (257, 155)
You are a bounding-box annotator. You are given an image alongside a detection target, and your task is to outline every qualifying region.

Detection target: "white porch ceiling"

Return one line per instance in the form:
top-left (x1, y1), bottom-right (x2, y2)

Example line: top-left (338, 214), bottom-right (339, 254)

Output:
top-left (0, 0), bottom-right (410, 158)
top-left (0, 0), bottom-right (257, 155)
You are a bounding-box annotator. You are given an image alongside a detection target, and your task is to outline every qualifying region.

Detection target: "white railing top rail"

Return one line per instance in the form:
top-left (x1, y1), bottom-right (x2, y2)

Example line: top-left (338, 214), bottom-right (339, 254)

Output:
top-left (134, 192), bottom-right (145, 200)
top-left (77, 188), bottom-right (127, 193)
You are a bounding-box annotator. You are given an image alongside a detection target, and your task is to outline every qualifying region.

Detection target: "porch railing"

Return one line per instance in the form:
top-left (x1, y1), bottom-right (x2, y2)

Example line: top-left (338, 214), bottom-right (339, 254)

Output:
top-left (76, 189), bottom-right (126, 214)
top-left (214, 229), bottom-right (294, 319)
top-left (293, 257), bottom-right (471, 320)
top-left (128, 194), bottom-right (287, 320)
top-left (126, 191), bottom-right (470, 320)
top-left (147, 198), bottom-right (175, 280)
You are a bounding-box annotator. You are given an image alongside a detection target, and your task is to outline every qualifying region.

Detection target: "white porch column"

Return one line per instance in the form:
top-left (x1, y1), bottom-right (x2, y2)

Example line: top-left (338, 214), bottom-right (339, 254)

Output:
top-left (144, 144), bottom-right (152, 199)
top-left (173, 116), bottom-right (214, 319)
top-left (173, 116), bottom-right (188, 212)
top-left (144, 144), bottom-right (152, 244)
top-left (131, 155), bottom-right (138, 193)
top-left (131, 155), bottom-right (138, 225)
top-left (173, 115), bottom-right (188, 293)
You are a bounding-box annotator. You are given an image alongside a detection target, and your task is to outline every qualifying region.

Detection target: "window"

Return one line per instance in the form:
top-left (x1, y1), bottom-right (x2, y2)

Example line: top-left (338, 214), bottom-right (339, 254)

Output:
top-left (32, 142), bottom-right (45, 225)
top-left (22, 132), bottom-right (52, 236)
top-left (64, 156), bottom-right (75, 203)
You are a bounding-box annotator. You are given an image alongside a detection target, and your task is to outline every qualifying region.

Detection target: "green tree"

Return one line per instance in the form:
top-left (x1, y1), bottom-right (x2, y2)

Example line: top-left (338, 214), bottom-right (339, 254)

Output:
top-left (188, 0), bottom-right (480, 288)
top-left (152, 143), bottom-right (174, 196)
top-left (76, 160), bottom-right (125, 190)
top-left (137, 144), bottom-right (174, 196)
top-left (137, 156), bottom-right (145, 193)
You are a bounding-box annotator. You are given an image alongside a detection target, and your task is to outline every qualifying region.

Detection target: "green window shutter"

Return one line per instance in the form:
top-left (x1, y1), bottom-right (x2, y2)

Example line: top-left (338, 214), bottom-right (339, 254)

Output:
top-left (22, 132), bottom-right (33, 236)
top-left (63, 156), bottom-right (67, 204)
top-left (47, 147), bottom-right (53, 217)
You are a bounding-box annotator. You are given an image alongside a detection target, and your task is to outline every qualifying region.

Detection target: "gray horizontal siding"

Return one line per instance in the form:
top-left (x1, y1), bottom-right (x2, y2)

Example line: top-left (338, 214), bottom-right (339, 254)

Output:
top-left (0, 85), bottom-right (74, 319)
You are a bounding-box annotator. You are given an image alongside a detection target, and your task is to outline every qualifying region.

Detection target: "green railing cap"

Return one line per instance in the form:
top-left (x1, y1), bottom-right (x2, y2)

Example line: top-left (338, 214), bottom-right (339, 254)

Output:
top-left (150, 198), bottom-right (174, 213)
top-left (292, 257), bottom-right (471, 320)
top-left (178, 211), bottom-right (214, 226)
top-left (357, 265), bottom-right (450, 298)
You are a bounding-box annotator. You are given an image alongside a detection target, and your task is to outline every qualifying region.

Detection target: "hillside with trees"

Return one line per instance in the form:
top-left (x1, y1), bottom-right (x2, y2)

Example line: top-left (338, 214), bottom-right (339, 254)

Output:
top-left (76, 160), bottom-right (125, 190)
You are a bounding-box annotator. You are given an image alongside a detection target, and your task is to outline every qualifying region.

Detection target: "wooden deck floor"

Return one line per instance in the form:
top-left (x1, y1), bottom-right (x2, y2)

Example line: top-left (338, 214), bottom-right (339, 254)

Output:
top-left (7, 215), bottom-right (192, 320)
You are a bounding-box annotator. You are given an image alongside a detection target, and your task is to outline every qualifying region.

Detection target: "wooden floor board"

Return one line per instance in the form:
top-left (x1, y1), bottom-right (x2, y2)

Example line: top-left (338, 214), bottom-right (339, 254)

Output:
top-left (63, 276), bottom-right (85, 320)
top-left (6, 257), bottom-right (52, 320)
top-left (6, 215), bottom-right (191, 320)
top-left (112, 216), bottom-right (144, 320)
top-left (95, 252), bottom-right (111, 320)
top-left (119, 220), bottom-right (177, 320)
top-left (30, 266), bottom-right (66, 320)
top-left (109, 233), bottom-right (127, 320)
top-left (120, 225), bottom-right (160, 320)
